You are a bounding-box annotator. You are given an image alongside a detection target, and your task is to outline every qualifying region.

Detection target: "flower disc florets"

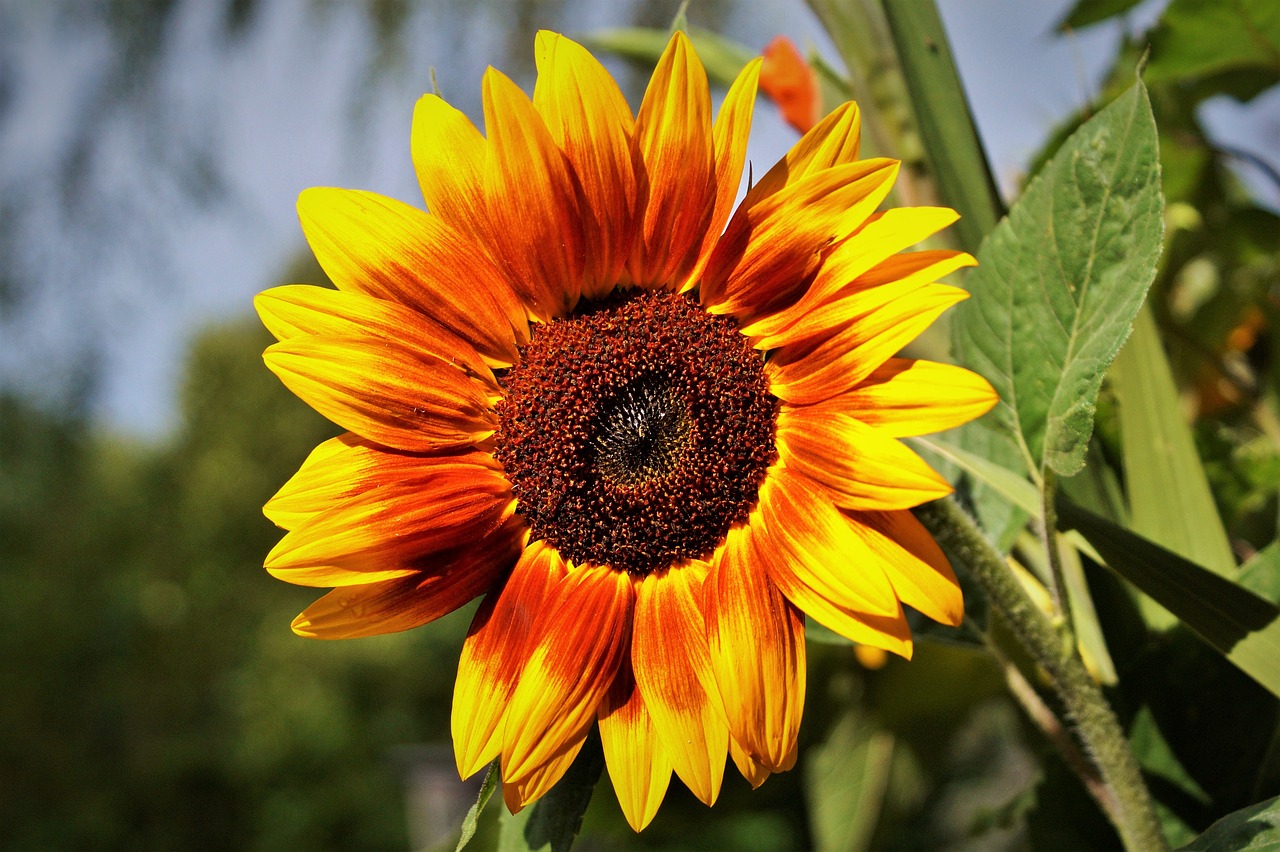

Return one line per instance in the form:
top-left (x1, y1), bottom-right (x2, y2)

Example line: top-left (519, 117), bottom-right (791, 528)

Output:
top-left (494, 288), bottom-right (778, 575)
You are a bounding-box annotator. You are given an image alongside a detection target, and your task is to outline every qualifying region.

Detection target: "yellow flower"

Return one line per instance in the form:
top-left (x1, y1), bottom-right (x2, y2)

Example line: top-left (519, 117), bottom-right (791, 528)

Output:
top-left (256, 30), bottom-right (996, 831)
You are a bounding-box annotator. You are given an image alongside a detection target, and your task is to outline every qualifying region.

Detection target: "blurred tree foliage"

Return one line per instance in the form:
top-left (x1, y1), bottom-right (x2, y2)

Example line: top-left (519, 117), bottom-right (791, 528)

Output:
top-left (0, 265), bottom-right (479, 849)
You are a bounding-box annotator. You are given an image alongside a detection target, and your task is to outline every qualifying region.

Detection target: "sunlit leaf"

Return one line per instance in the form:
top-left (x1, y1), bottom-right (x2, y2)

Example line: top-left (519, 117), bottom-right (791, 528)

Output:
top-left (952, 80), bottom-right (1163, 478)
top-left (1111, 306), bottom-right (1237, 577)
top-left (1239, 543), bottom-right (1280, 604)
top-left (579, 26), bottom-right (755, 87)
top-left (1057, 0), bottom-right (1146, 31)
top-left (910, 434), bottom-right (1039, 518)
top-left (1177, 795), bottom-right (1280, 851)
top-left (1059, 500), bottom-right (1280, 699)
top-left (456, 761), bottom-right (500, 851)
top-left (1147, 0), bottom-right (1280, 85)
top-left (943, 420), bottom-right (1032, 552)
top-left (497, 731), bottom-right (604, 852)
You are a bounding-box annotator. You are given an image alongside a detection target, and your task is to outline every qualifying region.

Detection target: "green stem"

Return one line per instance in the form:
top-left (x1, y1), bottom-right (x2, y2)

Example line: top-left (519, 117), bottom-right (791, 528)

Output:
top-left (917, 498), bottom-right (1168, 852)
top-left (1040, 472), bottom-right (1075, 645)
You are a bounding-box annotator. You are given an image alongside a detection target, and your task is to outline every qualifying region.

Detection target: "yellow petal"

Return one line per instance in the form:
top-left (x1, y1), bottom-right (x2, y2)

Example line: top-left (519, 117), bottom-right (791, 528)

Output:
top-left (846, 509), bottom-right (964, 627)
top-left (264, 434), bottom-right (359, 530)
top-left (255, 283), bottom-right (492, 377)
top-left (598, 654), bottom-right (674, 832)
top-left (264, 452), bottom-right (513, 584)
top-left (828, 358), bottom-right (998, 438)
top-left (701, 159), bottom-right (899, 322)
top-left (777, 405), bottom-right (953, 510)
top-left (294, 187), bottom-right (528, 360)
top-left (632, 562), bottom-right (729, 806)
top-left (453, 540), bottom-right (566, 779)
top-left (765, 284), bottom-right (968, 405)
top-left (756, 466), bottom-right (900, 617)
top-left (502, 565), bottom-right (633, 784)
top-left (533, 31), bottom-right (636, 299)
top-left (741, 218), bottom-right (973, 347)
top-left (704, 531), bottom-right (806, 772)
top-left (262, 335), bottom-right (497, 453)
top-left (728, 734), bottom-right (771, 789)
top-left (482, 67), bottom-right (585, 320)
top-left (502, 736), bottom-right (586, 814)
top-left (411, 94), bottom-right (488, 240)
top-left (629, 30), bottom-right (715, 288)
top-left (681, 56), bottom-right (762, 293)
top-left (742, 101), bottom-right (862, 205)
top-left (290, 517), bottom-right (523, 639)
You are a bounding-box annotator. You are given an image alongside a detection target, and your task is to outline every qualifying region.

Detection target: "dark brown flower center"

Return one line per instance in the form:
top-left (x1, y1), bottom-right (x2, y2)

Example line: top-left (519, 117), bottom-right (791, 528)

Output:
top-left (493, 289), bottom-right (777, 575)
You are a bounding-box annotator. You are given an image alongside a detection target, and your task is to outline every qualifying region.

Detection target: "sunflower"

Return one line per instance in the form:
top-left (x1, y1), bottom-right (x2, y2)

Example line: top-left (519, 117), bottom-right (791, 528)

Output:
top-left (256, 30), bottom-right (996, 831)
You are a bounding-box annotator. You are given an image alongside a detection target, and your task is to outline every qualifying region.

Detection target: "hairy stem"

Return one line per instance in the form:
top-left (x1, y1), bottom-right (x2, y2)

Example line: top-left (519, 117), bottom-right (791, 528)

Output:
top-left (917, 497), bottom-right (1167, 852)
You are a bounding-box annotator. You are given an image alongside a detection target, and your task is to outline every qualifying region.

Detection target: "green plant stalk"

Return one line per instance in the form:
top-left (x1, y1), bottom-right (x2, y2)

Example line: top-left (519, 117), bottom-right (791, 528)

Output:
top-left (918, 498), bottom-right (1168, 852)
top-left (880, 0), bottom-right (1004, 254)
top-left (1040, 472), bottom-right (1076, 649)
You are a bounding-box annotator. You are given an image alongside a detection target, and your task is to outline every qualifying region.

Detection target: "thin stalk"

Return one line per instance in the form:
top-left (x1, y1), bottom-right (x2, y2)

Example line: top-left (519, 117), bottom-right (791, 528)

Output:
top-left (1041, 472), bottom-right (1075, 646)
top-left (917, 498), bottom-right (1168, 852)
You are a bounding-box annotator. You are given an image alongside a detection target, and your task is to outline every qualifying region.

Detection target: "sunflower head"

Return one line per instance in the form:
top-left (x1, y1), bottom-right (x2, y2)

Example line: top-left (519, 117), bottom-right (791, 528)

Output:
top-left (257, 30), bottom-right (996, 832)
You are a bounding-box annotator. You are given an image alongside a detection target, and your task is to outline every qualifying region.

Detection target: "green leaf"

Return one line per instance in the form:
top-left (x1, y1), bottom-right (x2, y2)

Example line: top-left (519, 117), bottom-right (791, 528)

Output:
top-left (1111, 305), bottom-right (1237, 577)
top-left (578, 26), bottom-right (755, 87)
top-left (881, 0), bottom-right (1003, 254)
top-left (1058, 500), bottom-right (1280, 699)
top-left (1240, 543), bottom-right (1280, 604)
top-left (804, 710), bottom-right (895, 852)
top-left (942, 419), bottom-right (1032, 552)
top-left (1177, 795), bottom-right (1280, 851)
top-left (1056, 0), bottom-right (1146, 31)
top-left (1147, 0), bottom-right (1280, 85)
top-left (909, 434), bottom-right (1039, 518)
top-left (456, 761), bottom-right (500, 851)
top-left (952, 80), bottom-right (1164, 478)
top-left (497, 730), bottom-right (604, 852)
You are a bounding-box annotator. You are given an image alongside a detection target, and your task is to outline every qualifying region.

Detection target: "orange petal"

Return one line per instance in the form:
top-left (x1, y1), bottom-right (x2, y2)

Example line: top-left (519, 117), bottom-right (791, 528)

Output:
top-left (482, 67), bottom-right (585, 320)
top-left (755, 466), bottom-right (900, 617)
top-left (777, 405), bottom-right (953, 510)
top-left (293, 188), bottom-right (528, 361)
top-left (765, 284), bottom-right (968, 405)
top-left (262, 334), bottom-right (498, 453)
top-left (701, 159), bottom-right (899, 321)
top-left (681, 56), bottom-right (763, 293)
top-left (742, 101), bottom-right (861, 206)
top-left (629, 31), bottom-right (716, 288)
top-left (411, 94), bottom-right (489, 241)
top-left (632, 562), bottom-right (729, 806)
top-left (454, 540), bottom-right (566, 779)
top-left (825, 358), bottom-right (997, 438)
top-left (598, 653), bottom-right (674, 832)
top-left (502, 565), bottom-right (633, 784)
top-left (264, 452), bottom-right (514, 586)
top-left (290, 516), bottom-right (524, 639)
top-left (533, 31), bottom-right (636, 299)
top-left (704, 529), bottom-right (806, 773)
top-left (759, 35), bottom-right (820, 134)
top-left (845, 509), bottom-right (963, 627)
